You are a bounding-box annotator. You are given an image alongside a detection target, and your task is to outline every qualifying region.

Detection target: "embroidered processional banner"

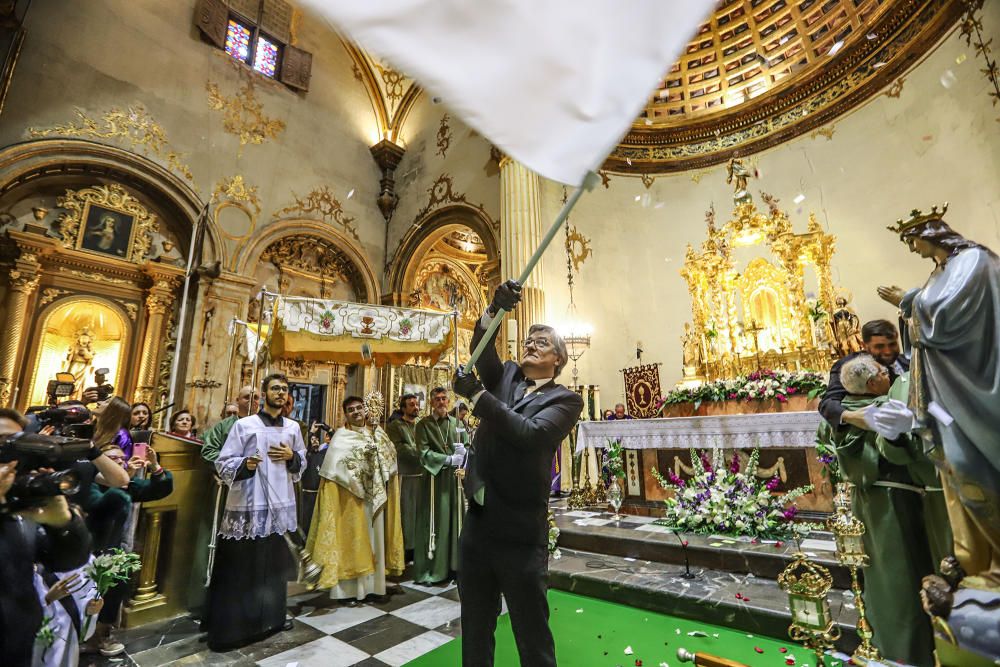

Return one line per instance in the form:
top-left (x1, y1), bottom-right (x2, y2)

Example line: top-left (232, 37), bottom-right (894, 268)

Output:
top-left (622, 364), bottom-right (662, 418)
top-left (269, 297), bottom-right (454, 367)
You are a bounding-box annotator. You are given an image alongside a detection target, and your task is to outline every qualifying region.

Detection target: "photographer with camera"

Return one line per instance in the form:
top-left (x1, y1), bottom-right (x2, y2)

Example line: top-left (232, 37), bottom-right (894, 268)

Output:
top-left (0, 408), bottom-right (95, 667)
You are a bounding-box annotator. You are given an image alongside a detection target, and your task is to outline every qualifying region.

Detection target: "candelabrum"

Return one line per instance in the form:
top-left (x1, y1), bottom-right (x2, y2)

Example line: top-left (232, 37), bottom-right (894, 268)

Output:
top-left (581, 447), bottom-right (597, 505)
top-left (827, 482), bottom-right (882, 665)
top-left (567, 442), bottom-right (586, 509)
top-left (778, 552), bottom-right (840, 667)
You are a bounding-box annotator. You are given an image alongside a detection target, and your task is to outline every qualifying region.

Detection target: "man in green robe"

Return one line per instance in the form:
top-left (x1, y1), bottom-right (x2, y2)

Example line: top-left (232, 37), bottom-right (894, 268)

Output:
top-left (386, 393), bottom-right (422, 560)
top-left (413, 386), bottom-right (469, 584)
top-left (816, 355), bottom-right (951, 667)
top-left (200, 386), bottom-right (259, 463)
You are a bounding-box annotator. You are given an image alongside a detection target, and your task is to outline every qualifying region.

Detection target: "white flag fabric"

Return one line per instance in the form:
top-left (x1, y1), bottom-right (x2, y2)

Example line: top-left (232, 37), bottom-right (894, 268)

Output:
top-left (298, 0), bottom-right (713, 186)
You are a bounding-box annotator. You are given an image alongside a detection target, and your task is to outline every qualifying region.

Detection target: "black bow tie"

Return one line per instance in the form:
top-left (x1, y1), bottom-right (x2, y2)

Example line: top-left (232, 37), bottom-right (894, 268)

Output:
top-left (523, 378), bottom-right (536, 388)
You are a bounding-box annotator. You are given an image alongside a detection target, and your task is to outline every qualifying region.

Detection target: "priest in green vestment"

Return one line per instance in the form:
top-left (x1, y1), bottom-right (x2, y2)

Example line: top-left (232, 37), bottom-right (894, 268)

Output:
top-left (816, 355), bottom-right (951, 667)
top-left (386, 393), bottom-right (423, 559)
top-left (413, 386), bottom-right (470, 584)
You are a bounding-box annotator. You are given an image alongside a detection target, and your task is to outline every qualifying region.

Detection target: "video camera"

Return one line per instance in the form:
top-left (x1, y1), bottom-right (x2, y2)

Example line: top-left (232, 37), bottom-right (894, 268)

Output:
top-left (25, 402), bottom-right (94, 440)
top-left (0, 431), bottom-right (92, 511)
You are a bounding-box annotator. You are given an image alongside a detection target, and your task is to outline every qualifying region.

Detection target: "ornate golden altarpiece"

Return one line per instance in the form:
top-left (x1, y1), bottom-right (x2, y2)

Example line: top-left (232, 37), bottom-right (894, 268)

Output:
top-left (680, 189), bottom-right (841, 382)
top-left (0, 182), bottom-right (184, 409)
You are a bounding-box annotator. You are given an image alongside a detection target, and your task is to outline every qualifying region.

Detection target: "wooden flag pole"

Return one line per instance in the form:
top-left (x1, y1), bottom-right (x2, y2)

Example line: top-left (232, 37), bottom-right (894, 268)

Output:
top-left (463, 171), bottom-right (599, 374)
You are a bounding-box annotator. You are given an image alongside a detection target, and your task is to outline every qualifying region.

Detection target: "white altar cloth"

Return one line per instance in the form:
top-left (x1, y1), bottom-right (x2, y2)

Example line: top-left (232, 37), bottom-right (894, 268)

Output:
top-left (575, 411), bottom-right (823, 453)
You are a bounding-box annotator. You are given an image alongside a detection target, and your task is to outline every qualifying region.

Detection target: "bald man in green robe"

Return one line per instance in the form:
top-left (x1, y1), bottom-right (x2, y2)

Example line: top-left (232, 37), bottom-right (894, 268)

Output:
top-left (413, 387), bottom-right (470, 584)
top-left (817, 356), bottom-right (951, 667)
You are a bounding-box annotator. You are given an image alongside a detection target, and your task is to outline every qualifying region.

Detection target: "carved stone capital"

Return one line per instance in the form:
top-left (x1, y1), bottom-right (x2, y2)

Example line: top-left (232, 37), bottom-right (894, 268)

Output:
top-left (9, 270), bottom-right (40, 294)
top-left (146, 293), bottom-right (173, 315)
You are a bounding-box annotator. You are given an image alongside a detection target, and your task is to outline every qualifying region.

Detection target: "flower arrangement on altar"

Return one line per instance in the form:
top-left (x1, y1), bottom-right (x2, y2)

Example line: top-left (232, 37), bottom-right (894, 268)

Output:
top-left (606, 439), bottom-right (626, 481)
top-left (654, 368), bottom-right (827, 412)
top-left (652, 448), bottom-right (817, 540)
top-left (547, 510), bottom-right (561, 559)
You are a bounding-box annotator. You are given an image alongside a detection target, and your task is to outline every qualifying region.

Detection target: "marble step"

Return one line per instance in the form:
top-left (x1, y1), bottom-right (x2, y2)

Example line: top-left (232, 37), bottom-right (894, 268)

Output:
top-left (554, 509), bottom-right (854, 590)
top-left (548, 547), bottom-right (861, 655)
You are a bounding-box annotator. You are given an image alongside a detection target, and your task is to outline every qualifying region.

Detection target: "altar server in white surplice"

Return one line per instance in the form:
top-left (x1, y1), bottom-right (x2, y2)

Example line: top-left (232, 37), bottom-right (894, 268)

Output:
top-left (204, 372), bottom-right (306, 652)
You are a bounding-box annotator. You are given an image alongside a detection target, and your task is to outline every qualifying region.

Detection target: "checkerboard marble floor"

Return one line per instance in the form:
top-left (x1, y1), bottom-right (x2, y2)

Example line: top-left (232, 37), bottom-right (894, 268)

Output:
top-left (82, 577), bottom-right (494, 667)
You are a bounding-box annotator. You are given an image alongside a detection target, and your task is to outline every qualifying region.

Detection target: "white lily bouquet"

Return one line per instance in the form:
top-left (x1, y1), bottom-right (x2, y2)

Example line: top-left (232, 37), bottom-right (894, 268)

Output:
top-left (81, 549), bottom-right (141, 638)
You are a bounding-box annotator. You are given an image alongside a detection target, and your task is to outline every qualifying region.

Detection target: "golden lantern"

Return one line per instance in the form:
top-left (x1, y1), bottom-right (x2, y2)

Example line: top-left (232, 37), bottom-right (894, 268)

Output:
top-left (777, 552), bottom-right (840, 666)
top-left (826, 482), bottom-right (882, 664)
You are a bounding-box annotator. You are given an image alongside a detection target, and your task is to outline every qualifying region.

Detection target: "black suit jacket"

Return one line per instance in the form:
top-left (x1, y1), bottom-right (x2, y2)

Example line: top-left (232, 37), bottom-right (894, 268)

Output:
top-left (818, 351), bottom-right (910, 427)
top-left (464, 321), bottom-right (583, 546)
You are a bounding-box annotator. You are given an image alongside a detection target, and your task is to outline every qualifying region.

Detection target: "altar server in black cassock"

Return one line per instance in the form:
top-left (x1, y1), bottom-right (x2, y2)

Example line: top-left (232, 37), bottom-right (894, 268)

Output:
top-left (205, 373), bottom-right (305, 652)
top-left (454, 280), bottom-right (583, 667)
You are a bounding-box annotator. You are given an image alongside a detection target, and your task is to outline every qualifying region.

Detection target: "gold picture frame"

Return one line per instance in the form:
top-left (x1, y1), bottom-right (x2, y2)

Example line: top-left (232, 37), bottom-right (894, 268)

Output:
top-left (56, 183), bottom-right (157, 263)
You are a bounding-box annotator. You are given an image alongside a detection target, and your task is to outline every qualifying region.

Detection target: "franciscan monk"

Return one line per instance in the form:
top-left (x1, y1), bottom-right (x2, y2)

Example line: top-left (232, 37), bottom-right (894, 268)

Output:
top-left (413, 386), bottom-right (469, 584)
top-left (306, 395), bottom-right (404, 600)
top-left (816, 355), bottom-right (950, 667)
top-left (206, 373), bottom-right (304, 651)
top-left (386, 393), bottom-right (423, 561)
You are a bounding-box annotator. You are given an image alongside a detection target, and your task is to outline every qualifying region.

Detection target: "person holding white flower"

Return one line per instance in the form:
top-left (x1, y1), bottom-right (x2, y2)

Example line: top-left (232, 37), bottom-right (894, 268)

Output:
top-left (31, 556), bottom-right (102, 667)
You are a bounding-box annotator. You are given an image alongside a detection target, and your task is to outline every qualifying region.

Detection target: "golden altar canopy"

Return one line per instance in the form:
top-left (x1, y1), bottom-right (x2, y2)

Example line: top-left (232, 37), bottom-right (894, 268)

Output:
top-left (680, 184), bottom-right (843, 382)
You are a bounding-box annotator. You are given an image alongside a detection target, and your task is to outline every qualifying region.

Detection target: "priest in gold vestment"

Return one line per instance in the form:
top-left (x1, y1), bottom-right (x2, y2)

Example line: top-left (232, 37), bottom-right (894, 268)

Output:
top-left (306, 395), bottom-right (404, 599)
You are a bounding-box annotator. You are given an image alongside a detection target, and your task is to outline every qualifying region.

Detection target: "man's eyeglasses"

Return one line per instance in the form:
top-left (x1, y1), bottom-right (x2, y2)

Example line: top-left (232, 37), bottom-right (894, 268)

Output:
top-left (268, 385), bottom-right (289, 394)
top-left (345, 405), bottom-right (365, 414)
top-left (522, 337), bottom-right (551, 350)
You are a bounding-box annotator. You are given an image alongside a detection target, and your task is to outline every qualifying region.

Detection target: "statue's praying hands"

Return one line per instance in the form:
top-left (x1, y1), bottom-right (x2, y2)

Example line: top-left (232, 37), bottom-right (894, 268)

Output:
top-left (877, 285), bottom-right (905, 307)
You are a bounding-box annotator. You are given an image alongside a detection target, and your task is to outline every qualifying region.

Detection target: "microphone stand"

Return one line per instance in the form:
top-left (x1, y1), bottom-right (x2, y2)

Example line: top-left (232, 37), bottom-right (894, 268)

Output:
top-left (672, 530), bottom-right (697, 580)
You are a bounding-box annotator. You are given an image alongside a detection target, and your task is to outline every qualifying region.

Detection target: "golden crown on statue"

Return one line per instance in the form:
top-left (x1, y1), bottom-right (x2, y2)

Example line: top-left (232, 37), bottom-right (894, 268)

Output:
top-left (887, 202), bottom-right (949, 236)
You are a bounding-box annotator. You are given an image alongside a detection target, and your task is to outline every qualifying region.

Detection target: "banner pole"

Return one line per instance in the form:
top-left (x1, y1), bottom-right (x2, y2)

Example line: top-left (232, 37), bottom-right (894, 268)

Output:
top-left (463, 171), bottom-right (598, 374)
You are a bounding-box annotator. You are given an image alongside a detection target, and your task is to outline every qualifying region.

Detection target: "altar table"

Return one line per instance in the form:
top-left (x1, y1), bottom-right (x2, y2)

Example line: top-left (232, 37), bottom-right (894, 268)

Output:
top-left (575, 411), bottom-right (823, 453)
top-left (574, 411), bottom-right (831, 511)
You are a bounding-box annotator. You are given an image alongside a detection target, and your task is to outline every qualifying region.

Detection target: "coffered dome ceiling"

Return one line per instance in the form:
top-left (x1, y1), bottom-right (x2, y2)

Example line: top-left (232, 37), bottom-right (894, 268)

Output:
top-left (606, 0), bottom-right (963, 174)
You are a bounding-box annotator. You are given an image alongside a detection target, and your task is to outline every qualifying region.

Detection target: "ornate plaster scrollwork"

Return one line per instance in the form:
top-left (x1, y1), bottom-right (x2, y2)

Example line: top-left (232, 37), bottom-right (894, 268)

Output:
top-left (261, 235), bottom-right (362, 292)
top-left (28, 105), bottom-right (194, 181)
top-left (273, 187), bottom-right (359, 241)
top-left (565, 226), bottom-right (592, 272)
top-left (206, 76), bottom-right (286, 152)
top-left (39, 288), bottom-right (68, 307)
top-left (436, 114), bottom-right (452, 158)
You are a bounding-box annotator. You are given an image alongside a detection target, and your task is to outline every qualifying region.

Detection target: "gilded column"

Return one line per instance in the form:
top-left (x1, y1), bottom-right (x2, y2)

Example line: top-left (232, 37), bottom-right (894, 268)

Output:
top-left (0, 254), bottom-right (41, 407)
top-left (126, 509), bottom-right (167, 611)
top-left (499, 157), bottom-right (546, 350)
top-left (135, 280), bottom-right (176, 406)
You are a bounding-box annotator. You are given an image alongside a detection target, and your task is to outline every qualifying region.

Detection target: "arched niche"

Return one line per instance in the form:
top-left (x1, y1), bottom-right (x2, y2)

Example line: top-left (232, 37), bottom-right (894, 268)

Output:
top-left (235, 219), bottom-right (379, 303)
top-left (386, 204), bottom-right (500, 303)
top-left (0, 139), bottom-right (219, 266)
top-left (22, 296), bottom-right (131, 407)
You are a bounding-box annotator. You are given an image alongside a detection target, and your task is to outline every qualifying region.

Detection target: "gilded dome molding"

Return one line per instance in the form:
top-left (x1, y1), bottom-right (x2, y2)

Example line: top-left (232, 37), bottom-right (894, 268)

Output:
top-left (605, 0), bottom-right (963, 174)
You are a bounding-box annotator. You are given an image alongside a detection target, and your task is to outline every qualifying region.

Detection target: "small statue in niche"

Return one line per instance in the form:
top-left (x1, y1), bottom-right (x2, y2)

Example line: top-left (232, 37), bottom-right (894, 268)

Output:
top-left (829, 295), bottom-right (865, 356)
top-left (66, 327), bottom-right (96, 385)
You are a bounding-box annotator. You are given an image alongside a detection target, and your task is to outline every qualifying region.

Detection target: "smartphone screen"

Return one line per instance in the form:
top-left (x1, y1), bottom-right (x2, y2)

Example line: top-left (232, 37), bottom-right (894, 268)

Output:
top-left (132, 443), bottom-right (149, 461)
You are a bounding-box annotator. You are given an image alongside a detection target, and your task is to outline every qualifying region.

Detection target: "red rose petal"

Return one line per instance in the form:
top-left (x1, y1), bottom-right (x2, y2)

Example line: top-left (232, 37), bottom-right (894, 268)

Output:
top-left (754, 647), bottom-right (764, 654)
top-left (735, 593), bottom-right (743, 600)
top-left (742, 596), bottom-right (750, 602)
top-left (635, 661), bottom-right (643, 667)
top-left (779, 648), bottom-right (788, 653)
top-left (785, 659), bottom-right (795, 665)
top-left (682, 540), bottom-right (689, 547)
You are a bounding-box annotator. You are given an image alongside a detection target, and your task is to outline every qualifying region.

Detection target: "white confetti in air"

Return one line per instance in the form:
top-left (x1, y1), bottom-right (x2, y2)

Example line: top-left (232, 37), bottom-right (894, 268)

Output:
top-left (676, 628), bottom-right (682, 635)
top-left (626, 157), bottom-right (632, 166)
top-left (634, 195), bottom-right (642, 202)
top-left (828, 41), bottom-right (843, 56)
top-left (872, 62), bottom-right (887, 69)
top-left (644, 117), bottom-right (653, 126)
top-left (866, 33), bottom-right (877, 40)
top-left (793, 193), bottom-right (806, 204)
top-left (956, 54), bottom-right (967, 65)
top-left (940, 70), bottom-right (957, 89)
top-left (625, 646), bottom-right (634, 655)
top-left (347, 189), bottom-right (355, 199)
top-left (576, 608), bottom-right (584, 613)
top-left (655, 202), bottom-right (666, 209)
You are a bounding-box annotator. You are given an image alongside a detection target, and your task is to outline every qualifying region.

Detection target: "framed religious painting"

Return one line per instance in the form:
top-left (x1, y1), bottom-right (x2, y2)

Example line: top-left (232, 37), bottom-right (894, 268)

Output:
top-left (76, 201), bottom-right (136, 259)
top-left (55, 183), bottom-right (157, 263)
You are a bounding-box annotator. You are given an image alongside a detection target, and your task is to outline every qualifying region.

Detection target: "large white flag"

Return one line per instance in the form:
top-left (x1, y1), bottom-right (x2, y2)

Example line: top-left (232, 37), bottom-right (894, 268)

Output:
top-left (299, 1), bottom-right (713, 186)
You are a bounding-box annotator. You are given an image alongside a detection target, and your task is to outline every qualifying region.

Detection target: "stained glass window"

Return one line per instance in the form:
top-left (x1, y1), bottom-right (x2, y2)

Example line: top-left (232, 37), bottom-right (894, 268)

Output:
top-left (225, 19), bottom-right (252, 64)
top-left (253, 35), bottom-right (280, 78)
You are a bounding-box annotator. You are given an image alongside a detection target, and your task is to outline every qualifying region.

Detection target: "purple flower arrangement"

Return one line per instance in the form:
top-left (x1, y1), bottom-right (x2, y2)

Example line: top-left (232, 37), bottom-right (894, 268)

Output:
top-left (652, 448), bottom-right (816, 540)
